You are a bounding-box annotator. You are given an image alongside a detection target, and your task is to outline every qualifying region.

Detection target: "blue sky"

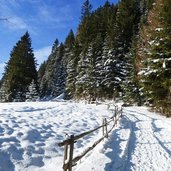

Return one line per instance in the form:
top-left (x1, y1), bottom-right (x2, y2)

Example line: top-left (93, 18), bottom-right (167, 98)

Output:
top-left (0, 0), bottom-right (118, 79)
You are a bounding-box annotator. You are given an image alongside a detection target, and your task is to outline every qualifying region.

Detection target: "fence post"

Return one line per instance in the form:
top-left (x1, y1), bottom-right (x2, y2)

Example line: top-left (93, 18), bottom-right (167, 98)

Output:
top-left (113, 116), bottom-right (115, 126)
top-left (68, 135), bottom-right (74, 171)
top-left (115, 105), bottom-right (117, 117)
top-left (63, 144), bottom-right (68, 168)
top-left (104, 118), bottom-right (108, 138)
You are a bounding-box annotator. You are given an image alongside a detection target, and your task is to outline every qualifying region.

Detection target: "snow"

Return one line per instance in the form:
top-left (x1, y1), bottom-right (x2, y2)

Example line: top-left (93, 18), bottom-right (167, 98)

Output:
top-left (155, 28), bottom-right (163, 32)
top-left (0, 101), bottom-right (113, 171)
top-left (76, 106), bottom-right (171, 171)
top-left (138, 70), bottom-right (146, 75)
top-left (0, 102), bottom-right (171, 171)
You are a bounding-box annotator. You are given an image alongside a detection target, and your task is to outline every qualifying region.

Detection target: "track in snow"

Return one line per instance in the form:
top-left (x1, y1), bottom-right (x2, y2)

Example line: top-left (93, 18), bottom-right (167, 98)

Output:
top-left (121, 107), bottom-right (171, 171)
top-left (76, 106), bottom-right (171, 171)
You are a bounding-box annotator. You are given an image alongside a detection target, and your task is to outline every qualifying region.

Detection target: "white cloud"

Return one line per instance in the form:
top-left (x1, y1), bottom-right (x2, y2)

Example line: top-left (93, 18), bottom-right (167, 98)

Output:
top-left (0, 1), bottom-right (35, 32)
top-left (34, 46), bottom-right (51, 66)
top-left (0, 0), bottom-right (74, 32)
top-left (37, 3), bottom-right (74, 27)
top-left (7, 16), bottom-right (28, 30)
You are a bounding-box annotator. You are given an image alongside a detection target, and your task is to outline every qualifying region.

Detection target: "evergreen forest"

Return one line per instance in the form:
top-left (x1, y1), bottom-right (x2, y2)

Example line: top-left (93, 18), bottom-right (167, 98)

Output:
top-left (0, 0), bottom-right (171, 116)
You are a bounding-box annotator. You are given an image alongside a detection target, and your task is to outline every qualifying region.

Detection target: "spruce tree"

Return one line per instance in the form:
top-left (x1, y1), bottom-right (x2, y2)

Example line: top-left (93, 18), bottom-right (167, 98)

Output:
top-left (84, 44), bottom-right (96, 101)
top-left (38, 61), bottom-right (47, 86)
top-left (26, 80), bottom-right (39, 101)
top-left (39, 39), bottom-right (59, 97)
top-left (2, 32), bottom-right (37, 102)
top-left (51, 43), bottom-right (66, 97)
top-left (0, 80), bottom-right (8, 102)
top-left (93, 34), bottom-right (104, 100)
top-left (65, 39), bottom-right (81, 99)
top-left (81, 0), bottom-right (92, 21)
top-left (64, 30), bottom-right (75, 50)
top-left (122, 37), bottom-right (143, 106)
top-left (134, 0), bottom-right (171, 115)
top-left (77, 0), bottom-right (93, 47)
top-left (143, 0), bottom-right (171, 114)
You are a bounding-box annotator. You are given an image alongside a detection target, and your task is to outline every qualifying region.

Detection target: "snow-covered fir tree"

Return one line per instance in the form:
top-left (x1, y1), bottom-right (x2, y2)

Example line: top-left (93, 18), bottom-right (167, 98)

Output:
top-left (39, 41), bottom-right (67, 98)
top-left (26, 80), bottom-right (39, 102)
top-left (65, 42), bottom-right (80, 99)
top-left (75, 44), bottom-right (95, 101)
top-left (93, 34), bottom-right (104, 100)
top-left (122, 37), bottom-right (143, 106)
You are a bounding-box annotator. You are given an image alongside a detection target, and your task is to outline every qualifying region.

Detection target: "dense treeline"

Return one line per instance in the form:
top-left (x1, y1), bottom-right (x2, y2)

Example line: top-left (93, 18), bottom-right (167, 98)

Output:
top-left (38, 0), bottom-right (143, 101)
top-left (0, 0), bottom-right (170, 116)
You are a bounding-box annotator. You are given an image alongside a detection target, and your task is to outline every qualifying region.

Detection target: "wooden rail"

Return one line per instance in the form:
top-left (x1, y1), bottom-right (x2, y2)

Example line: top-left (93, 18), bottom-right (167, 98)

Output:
top-left (58, 104), bottom-right (123, 171)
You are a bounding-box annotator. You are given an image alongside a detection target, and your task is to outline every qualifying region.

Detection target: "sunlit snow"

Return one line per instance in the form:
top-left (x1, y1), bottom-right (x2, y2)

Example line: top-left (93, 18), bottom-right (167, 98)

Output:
top-left (0, 102), bottom-right (171, 171)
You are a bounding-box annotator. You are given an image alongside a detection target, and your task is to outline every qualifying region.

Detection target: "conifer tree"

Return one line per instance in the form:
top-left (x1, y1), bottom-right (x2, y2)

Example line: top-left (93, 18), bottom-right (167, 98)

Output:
top-left (26, 80), bottom-right (39, 101)
top-left (52, 39), bottom-right (59, 53)
top-left (81, 0), bottom-right (92, 21)
top-left (38, 61), bottom-right (47, 86)
top-left (113, 0), bottom-right (141, 96)
top-left (122, 37), bottom-right (143, 105)
top-left (77, 0), bottom-right (93, 47)
top-left (39, 39), bottom-right (59, 97)
top-left (65, 39), bottom-right (81, 99)
top-left (133, 0), bottom-right (171, 115)
top-left (93, 34), bottom-right (104, 100)
top-left (51, 43), bottom-right (66, 96)
top-left (84, 44), bottom-right (96, 101)
top-left (65, 30), bottom-right (75, 50)
top-left (0, 80), bottom-right (8, 102)
top-left (1, 32), bottom-right (37, 102)
top-left (143, 0), bottom-right (171, 114)
top-left (64, 30), bottom-right (75, 67)
top-left (101, 37), bottom-right (112, 97)
top-left (75, 43), bottom-right (96, 101)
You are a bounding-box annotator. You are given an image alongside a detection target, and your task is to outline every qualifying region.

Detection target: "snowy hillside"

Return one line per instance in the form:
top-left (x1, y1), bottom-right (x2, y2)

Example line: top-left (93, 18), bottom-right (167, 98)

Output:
top-left (0, 101), bottom-right (171, 171)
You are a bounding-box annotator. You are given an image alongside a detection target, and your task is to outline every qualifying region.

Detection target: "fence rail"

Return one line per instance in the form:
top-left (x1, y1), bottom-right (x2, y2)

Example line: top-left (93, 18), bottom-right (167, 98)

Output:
top-left (58, 104), bottom-right (123, 171)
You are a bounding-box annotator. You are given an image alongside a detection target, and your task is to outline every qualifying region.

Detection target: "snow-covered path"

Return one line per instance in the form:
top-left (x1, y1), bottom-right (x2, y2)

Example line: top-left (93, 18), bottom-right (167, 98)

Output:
top-left (123, 107), bottom-right (171, 171)
top-left (77, 106), bottom-right (171, 171)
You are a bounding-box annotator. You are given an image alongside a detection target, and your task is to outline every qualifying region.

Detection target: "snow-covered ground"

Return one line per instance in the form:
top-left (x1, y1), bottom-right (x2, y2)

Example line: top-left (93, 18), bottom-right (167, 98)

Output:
top-left (0, 101), bottom-right (171, 171)
top-left (77, 106), bottom-right (171, 171)
top-left (0, 101), bottom-right (114, 171)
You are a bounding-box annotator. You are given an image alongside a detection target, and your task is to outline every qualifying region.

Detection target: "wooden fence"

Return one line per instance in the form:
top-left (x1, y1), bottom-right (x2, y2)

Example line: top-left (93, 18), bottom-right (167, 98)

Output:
top-left (58, 104), bottom-right (123, 171)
